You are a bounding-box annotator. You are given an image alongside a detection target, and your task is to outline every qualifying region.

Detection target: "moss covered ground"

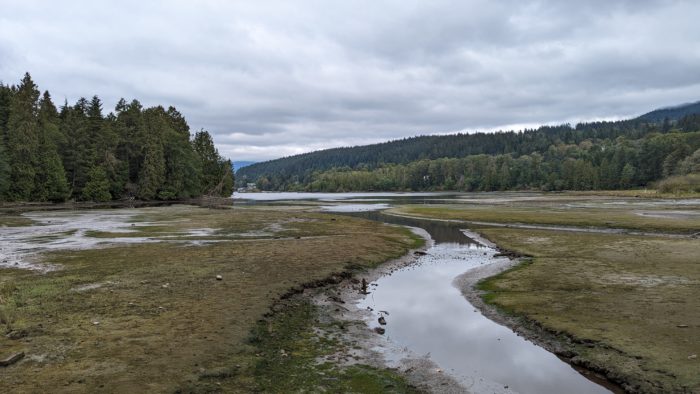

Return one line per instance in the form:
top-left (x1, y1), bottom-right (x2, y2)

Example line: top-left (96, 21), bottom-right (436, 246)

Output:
top-left (0, 205), bottom-right (422, 393)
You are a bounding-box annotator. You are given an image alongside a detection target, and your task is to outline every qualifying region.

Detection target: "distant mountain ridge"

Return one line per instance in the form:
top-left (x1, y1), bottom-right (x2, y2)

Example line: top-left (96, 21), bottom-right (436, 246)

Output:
top-left (637, 101), bottom-right (700, 122)
top-left (236, 101), bottom-right (700, 191)
top-left (233, 161), bottom-right (256, 172)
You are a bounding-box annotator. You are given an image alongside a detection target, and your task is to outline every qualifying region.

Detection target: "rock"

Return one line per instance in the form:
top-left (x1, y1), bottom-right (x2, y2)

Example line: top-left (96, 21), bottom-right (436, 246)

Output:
top-left (414, 251), bottom-right (427, 256)
top-left (216, 275), bottom-right (223, 281)
top-left (378, 316), bottom-right (386, 325)
top-left (373, 327), bottom-right (385, 335)
top-left (92, 321), bottom-right (100, 325)
top-left (677, 324), bottom-right (689, 328)
top-left (0, 352), bottom-right (25, 367)
top-left (689, 354), bottom-right (697, 360)
top-left (161, 283), bottom-right (170, 288)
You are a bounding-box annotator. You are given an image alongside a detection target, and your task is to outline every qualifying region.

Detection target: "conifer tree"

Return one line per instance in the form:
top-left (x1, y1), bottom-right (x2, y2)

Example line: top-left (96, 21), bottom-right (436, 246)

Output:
top-left (6, 73), bottom-right (40, 200)
top-left (137, 139), bottom-right (165, 200)
top-left (35, 91), bottom-right (70, 201)
top-left (82, 166), bottom-right (112, 202)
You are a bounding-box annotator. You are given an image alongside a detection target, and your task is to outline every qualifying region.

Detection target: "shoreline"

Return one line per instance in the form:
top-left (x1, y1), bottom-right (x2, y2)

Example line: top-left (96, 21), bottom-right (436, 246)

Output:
top-left (454, 231), bottom-right (628, 393)
top-left (309, 226), bottom-right (470, 393)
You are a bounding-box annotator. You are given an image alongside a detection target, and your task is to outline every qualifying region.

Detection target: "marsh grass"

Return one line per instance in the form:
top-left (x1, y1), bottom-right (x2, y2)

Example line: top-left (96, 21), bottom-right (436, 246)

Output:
top-left (0, 205), bottom-right (421, 392)
top-left (393, 200), bottom-right (700, 233)
top-left (477, 228), bottom-right (700, 393)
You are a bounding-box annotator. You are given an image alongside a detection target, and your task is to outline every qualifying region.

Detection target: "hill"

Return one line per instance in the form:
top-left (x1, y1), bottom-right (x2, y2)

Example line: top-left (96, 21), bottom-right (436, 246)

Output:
top-left (236, 105), bottom-right (700, 192)
top-left (233, 161), bottom-right (256, 172)
top-left (637, 101), bottom-right (700, 123)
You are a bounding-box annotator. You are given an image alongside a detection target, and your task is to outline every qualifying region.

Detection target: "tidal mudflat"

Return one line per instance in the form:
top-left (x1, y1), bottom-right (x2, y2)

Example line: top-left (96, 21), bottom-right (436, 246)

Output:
top-left (0, 204), bottom-right (422, 392)
top-left (1, 192), bottom-right (698, 393)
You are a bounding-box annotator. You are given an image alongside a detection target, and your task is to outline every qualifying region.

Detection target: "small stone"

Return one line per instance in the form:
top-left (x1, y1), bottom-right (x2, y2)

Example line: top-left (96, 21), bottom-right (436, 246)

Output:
top-left (216, 275), bottom-right (223, 281)
top-left (677, 324), bottom-right (689, 328)
top-left (436, 368), bottom-right (442, 373)
top-left (689, 354), bottom-right (697, 360)
top-left (161, 283), bottom-right (170, 289)
top-left (373, 327), bottom-right (385, 335)
top-left (92, 321), bottom-right (100, 325)
top-left (378, 316), bottom-right (387, 325)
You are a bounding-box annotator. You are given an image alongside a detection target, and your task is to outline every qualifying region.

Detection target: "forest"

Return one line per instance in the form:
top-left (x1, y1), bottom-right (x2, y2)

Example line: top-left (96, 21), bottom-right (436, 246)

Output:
top-left (239, 109), bottom-right (700, 193)
top-left (0, 73), bottom-right (234, 202)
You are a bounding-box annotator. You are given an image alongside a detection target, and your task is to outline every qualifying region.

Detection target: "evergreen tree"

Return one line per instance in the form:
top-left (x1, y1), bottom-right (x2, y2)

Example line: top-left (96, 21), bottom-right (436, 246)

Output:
top-left (35, 91), bottom-right (70, 201)
top-left (82, 166), bottom-right (112, 202)
top-left (137, 139), bottom-right (165, 200)
top-left (6, 73), bottom-right (40, 200)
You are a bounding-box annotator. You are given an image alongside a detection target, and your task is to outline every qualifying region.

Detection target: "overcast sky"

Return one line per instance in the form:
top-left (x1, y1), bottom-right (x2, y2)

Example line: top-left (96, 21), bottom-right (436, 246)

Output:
top-left (2, 1), bottom-right (700, 162)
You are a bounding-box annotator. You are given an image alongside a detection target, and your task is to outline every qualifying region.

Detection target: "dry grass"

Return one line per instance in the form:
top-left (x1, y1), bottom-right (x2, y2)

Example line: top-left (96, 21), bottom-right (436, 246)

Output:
top-left (0, 205), bottom-right (420, 393)
top-left (477, 228), bottom-right (700, 392)
top-left (392, 200), bottom-right (700, 233)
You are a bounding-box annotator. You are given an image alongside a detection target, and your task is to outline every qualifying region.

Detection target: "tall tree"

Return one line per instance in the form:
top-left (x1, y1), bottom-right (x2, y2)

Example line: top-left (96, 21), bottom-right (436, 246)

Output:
top-left (35, 91), bottom-right (70, 201)
top-left (6, 73), bottom-right (40, 200)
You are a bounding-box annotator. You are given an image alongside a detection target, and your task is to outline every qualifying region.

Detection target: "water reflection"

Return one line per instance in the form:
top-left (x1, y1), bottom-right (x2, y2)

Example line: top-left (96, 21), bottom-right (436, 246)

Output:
top-left (355, 214), bottom-right (610, 394)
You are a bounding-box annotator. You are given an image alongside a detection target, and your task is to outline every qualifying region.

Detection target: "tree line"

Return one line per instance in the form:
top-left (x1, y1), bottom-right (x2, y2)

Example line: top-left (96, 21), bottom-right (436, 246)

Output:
top-left (244, 116), bottom-right (700, 192)
top-left (0, 73), bottom-right (233, 202)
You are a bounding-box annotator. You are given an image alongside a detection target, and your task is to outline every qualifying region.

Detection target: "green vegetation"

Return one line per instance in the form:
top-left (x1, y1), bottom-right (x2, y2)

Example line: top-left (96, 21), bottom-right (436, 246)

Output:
top-left (243, 299), bottom-right (417, 393)
top-left (0, 206), bottom-right (421, 392)
top-left (0, 73), bottom-right (233, 203)
top-left (656, 173), bottom-right (700, 194)
top-left (477, 229), bottom-right (700, 393)
top-left (393, 195), bottom-right (700, 392)
top-left (238, 106), bottom-right (700, 193)
top-left (392, 202), bottom-right (700, 233)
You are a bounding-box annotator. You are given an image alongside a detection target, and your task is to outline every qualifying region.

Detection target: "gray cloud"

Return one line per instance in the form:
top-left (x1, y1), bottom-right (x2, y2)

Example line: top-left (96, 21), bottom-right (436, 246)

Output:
top-left (1, 0), bottom-right (699, 161)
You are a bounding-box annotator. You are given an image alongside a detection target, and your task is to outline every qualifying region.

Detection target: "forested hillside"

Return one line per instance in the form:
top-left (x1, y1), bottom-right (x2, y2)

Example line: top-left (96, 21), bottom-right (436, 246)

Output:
top-left (0, 73), bottom-right (233, 202)
top-left (237, 107), bottom-right (700, 193)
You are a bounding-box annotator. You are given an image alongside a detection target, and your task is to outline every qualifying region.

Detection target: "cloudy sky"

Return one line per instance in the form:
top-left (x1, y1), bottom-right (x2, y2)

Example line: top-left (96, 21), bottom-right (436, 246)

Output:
top-left (2, 1), bottom-right (700, 162)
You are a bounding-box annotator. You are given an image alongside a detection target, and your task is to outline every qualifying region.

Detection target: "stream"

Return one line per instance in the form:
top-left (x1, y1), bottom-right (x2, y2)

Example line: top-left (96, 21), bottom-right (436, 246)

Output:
top-left (236, 192), bottom-right (613, 393)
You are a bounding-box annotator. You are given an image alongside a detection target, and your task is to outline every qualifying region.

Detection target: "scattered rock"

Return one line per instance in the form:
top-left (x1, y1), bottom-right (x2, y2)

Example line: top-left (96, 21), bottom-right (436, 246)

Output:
top-left (373, 327), bottom-right (385, 335)
top-left (689, 354), bottom-right (697, 360)
top-left (161, 283), bottom-right (170, 289)
top-left (414, 251), bottom-right (427, 256)
top-left (92, 321), bottom-right (100, 325)
top-left (378, 316), bottom-right (387, 325)
top-left (216, 275), bottom-right (223, 281)
top-left (677, 324), bottom-right (689, 328)
top-left (0, 352), bottom-right (24, 367)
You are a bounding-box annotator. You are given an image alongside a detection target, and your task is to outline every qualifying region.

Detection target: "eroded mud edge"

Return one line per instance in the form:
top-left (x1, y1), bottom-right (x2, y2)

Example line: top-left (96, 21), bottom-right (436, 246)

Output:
top-left (454, 230), bottom-right (631, 394)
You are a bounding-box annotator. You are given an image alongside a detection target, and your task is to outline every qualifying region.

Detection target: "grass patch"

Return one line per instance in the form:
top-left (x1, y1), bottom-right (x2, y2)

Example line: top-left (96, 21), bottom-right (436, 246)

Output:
top-left (0, 206), bottom-right (419, 392)
top-left (477, 228), bottom-right (700, 393)
top-left (235, 298), bottom-right (416, 393)
top-left (393, 199), bottom-right (700, 233)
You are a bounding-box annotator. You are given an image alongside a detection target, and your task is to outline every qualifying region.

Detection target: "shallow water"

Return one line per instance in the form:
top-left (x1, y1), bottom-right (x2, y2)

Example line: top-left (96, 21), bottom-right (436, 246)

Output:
top-left (0, 209), bottom-right (217, 271)
top-left (356, 220), bottom-right (611, 394)
top-left (233, 192), bottom-right (618, 392)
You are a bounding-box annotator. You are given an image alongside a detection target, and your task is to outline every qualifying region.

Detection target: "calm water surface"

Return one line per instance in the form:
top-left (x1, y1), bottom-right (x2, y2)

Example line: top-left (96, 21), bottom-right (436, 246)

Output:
top-left (234, 192), bottom-right (613, 393)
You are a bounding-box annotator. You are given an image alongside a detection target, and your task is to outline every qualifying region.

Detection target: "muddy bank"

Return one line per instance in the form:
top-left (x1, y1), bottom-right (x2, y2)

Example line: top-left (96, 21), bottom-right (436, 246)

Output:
top-left (385, 211), bottom-right (696, 238)
top-left (454, 233), bottom-right (628, 393)
top-left (0, 197), bottom-right (233, 215)
top-left (309, 227), bottom-right (469, 393)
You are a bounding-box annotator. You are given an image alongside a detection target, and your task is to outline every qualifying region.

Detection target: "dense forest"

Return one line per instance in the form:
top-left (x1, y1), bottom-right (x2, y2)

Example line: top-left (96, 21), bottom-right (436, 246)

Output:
top-left (238, 106), bottom-right (700, 193)
top-left (0, 73), bottom-right (233, 202)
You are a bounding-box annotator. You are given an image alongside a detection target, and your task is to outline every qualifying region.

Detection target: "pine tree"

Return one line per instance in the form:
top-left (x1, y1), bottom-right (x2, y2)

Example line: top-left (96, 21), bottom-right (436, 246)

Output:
top-left (82, 166), bottom-right (112, 202)
top-left (0, 142), bottom-right (10, 197)
top-left (137, 139), bottom-right (165, 200)
top-left (6, 73), bottom-right (40, 200)
top-left (35, 91), bottom-right (70, 201)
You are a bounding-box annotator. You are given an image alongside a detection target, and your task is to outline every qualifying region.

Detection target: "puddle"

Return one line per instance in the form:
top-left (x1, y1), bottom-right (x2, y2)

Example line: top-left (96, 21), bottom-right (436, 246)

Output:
top-left (354, 213), bottom-right (611, 394)
top-left (0, 209), bottom-right (218, 271)
top-left (321, 203), bottom-right (390, 212)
